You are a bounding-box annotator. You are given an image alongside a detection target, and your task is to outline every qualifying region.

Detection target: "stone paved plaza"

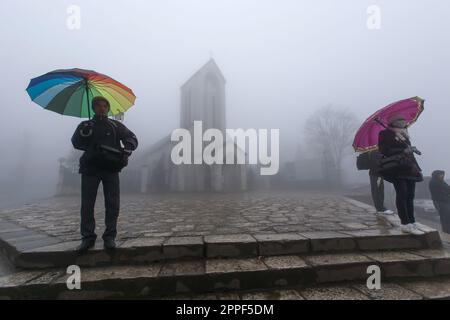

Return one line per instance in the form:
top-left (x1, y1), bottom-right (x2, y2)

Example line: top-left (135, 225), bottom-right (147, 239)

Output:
top-left (1, 190), bottom-right (448, 299)
top-left (0, 190), bottom-right (384, 243)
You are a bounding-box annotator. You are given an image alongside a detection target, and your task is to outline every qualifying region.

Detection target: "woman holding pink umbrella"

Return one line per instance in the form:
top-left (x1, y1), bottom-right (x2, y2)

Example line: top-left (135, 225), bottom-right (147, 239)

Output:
top-left (378, 115), bottom-right (424, 235)
top-left (353, 97), bottom-right (426, 235)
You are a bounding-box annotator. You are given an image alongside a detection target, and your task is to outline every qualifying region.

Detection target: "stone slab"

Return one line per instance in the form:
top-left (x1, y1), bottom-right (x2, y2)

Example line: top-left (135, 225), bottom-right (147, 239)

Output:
top-left (254, 233), bottom-right (309, 255)
top-left (402, 278), bottom-right (450, 299)
top-left (353, 283), bottom-right (423, 300)
top-left (205, 234), bottom-right (257, 258)
top-left (299, 286), bottom-right (369, 300)
top-left (162, 236), bottom-right (204, 259)
top-left (299, 231), bottom-right (357, 252)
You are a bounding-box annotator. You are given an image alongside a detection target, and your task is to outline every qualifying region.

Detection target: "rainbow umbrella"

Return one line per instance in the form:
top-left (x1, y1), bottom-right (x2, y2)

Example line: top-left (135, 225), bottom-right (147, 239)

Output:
top-left (353, 96), bottom-right (425, 153)
top-left (26, 68), bottom-right (136, 119)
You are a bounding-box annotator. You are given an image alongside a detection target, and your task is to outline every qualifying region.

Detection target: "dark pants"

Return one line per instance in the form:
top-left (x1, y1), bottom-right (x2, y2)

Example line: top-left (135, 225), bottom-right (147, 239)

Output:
top-left (392, 179), bottom-right (416, 225)
top-left (80, 172), bottom-right (120, 241)
top-left (370, 174), bottom-right (386, 212)
top-left (434, 201), bottom-right (450, 234)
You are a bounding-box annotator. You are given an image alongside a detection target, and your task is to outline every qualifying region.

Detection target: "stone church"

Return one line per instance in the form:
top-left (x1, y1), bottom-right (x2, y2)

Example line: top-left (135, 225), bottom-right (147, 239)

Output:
top-left (125, 59), bottom-right (248, 193)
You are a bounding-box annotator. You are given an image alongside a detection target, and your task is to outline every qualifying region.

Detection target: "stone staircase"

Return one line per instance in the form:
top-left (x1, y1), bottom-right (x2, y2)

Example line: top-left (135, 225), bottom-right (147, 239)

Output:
top-left (1, 247), bottom-right (450, 299)
top-left (0, 222), bottom-right (442, 269)
top-left (1, 223), bottom-right (449, 299)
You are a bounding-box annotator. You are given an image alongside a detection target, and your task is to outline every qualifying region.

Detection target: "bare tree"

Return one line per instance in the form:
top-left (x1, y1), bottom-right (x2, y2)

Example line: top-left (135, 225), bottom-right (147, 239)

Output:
top-left (304, 105), bottom-right (359, 185)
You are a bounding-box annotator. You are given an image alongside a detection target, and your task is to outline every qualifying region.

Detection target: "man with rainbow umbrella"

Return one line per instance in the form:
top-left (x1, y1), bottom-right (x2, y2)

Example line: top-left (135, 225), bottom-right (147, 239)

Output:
top-left (26, 68), bottom-right (138, 252)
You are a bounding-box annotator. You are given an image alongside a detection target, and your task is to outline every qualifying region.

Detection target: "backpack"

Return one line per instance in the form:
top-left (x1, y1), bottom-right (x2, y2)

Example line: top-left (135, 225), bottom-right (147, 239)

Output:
top-left (356, 152), bottom-right (371, 170)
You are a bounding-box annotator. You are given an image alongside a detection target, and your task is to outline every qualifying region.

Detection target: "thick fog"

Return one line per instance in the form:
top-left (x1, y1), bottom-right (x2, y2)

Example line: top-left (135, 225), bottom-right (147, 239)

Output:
top-left (0, 0), bottom-right (449, 207)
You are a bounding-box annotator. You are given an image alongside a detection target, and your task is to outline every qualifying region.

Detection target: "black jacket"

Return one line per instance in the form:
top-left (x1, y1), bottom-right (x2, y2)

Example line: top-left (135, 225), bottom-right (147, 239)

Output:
top-left (71, 115), bottom-right (138, 174)
top-left (378, 128), bottom-right (422, 182)
top-left (429, 172), bottom-right (450, 204)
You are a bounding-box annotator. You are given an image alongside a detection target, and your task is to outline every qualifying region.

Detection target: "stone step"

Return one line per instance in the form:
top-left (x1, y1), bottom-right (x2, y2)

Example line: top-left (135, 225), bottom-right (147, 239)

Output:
top-left (164, 276), bottom-right (450, 300)
top-left (1, 225), bottom-right (441, 269)
top-left (1, 247), bottom-right (449, 299)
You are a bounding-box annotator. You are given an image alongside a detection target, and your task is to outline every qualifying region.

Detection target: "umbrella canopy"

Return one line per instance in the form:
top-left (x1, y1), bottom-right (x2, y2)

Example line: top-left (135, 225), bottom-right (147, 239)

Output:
top-left (352, 96), bottom-right (425, 153)
top-left (26, 68), bottom-right (136, 118)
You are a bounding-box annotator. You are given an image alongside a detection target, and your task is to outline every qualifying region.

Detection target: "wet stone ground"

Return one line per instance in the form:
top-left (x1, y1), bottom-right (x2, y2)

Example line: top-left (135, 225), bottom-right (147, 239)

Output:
top-left (0, 190), bottom-right (384, 243)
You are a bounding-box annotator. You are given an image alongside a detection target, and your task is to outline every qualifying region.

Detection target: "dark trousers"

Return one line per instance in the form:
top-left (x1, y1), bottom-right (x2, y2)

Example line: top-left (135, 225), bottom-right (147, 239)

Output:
top-left (434, 201), bottom-right (450, 234)
top-left (370, 174), bottom-right (386, 212)
top-left (80, 172), bottom-right (120, 241)
top-left (392, 179), bottom-right (416, 225)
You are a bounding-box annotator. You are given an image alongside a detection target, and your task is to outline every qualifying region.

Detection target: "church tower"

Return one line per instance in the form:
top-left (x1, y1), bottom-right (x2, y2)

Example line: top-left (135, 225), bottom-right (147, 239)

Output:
top-left (180, 59), bottom-right (226, 132)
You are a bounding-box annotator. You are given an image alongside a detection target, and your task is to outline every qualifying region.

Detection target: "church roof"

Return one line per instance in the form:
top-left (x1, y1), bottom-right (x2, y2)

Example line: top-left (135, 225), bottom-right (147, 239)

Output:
top-left (180, 58), bottom-right (226, 89)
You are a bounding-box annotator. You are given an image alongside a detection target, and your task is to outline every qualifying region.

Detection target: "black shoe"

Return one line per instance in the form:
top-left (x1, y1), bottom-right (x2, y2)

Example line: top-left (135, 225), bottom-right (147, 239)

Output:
top-left (75, 239), bottom-right (95, 253)
top-left (103, 238), bottom-right (116, 250)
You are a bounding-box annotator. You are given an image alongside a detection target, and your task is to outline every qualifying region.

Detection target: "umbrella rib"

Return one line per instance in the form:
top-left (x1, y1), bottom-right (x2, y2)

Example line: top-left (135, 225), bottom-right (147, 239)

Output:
top-left (45, 82), bottom-right (84, 116)
top-left (28, 77), bottom-right (82, 102)
top-left (91, 75), bottom-right (134, 94)
top-left (90, 81), bottom-right (135, 104)
top-left (66, 84), bottom-right (86, 117)
top-left (94, 85), bottom-right (128, 114)
top-left (87, 77), bottom-right (132, 98)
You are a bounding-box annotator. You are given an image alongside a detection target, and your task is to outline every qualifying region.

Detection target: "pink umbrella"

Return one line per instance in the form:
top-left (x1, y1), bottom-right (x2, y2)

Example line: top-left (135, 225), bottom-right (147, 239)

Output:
top-left (353, 96), bottom-right (425, 153)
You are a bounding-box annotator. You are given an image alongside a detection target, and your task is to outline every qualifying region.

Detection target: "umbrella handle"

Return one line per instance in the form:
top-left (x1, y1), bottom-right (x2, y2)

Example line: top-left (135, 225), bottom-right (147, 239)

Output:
top-left (85, 80), bottom-right (90, 119)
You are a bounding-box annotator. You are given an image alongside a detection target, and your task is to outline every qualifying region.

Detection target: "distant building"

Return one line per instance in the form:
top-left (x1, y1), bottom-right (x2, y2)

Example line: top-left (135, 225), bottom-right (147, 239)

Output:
top-left (56, 150), bottom-right (81, 195)
top-left (126, 59), bottom-right (248, 193)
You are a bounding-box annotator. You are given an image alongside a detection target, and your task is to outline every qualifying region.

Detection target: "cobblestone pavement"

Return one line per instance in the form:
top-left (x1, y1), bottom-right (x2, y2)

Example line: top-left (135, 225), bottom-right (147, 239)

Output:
top-left (0, 190), bottom-right (386, 243)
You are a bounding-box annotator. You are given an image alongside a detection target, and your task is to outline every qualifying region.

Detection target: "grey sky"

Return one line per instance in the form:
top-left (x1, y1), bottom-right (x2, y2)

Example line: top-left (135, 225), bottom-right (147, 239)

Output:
top-left (0, 0), bottom-right (449, 203)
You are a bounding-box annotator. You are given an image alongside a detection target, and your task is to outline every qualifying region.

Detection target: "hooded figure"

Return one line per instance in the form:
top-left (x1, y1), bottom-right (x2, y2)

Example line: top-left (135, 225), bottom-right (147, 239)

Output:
top-left (429, 170), bottom-right (450, 233)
